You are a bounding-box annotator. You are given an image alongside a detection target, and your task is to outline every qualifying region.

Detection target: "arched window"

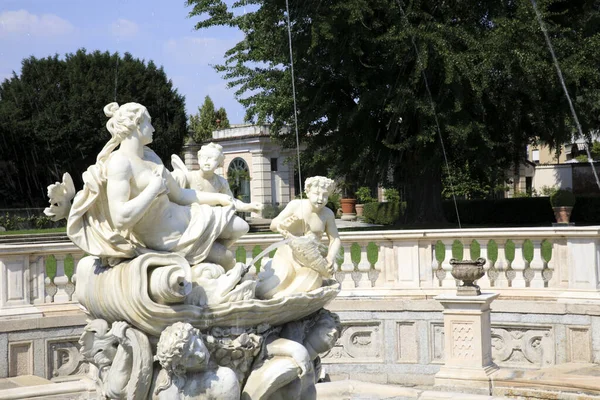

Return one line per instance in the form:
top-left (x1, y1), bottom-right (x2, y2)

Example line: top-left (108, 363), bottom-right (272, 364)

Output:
top-left (227, 158), bottom-right (251, 203)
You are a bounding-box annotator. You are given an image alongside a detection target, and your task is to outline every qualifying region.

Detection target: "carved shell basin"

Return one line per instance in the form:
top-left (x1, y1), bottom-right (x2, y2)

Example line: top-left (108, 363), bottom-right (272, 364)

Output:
top-left (449, 258), bottom-right (486, 283)
top-left (76, 255), bottom-right (341, 337)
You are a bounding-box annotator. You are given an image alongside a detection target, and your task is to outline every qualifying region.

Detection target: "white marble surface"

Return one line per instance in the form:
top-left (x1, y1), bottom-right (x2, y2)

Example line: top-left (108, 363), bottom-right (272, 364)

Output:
top-left (43, 103), bottom-right (342, 399)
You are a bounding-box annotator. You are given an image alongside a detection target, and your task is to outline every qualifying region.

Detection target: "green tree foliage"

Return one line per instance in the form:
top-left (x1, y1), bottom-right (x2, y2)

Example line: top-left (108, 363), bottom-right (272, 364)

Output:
top-left (187, 0), bottom-right (600, 223)
top-left (189, 96), bottom-right (231, 143)
top-left (0, 49), bottom-right (187, 207)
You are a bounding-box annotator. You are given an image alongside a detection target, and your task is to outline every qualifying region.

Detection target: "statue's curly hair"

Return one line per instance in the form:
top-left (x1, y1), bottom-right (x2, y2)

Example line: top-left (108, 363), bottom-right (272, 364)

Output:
top-left (155, 322), bottom-right (197, 376)
top-left (154, 322), bottom-right (204, 394)
top-left (304, 176), bottom-right (335, 194)
top-left (198, 142), bottom-right (225, 168)
top-left (97, 102), bottom-right (148, 163)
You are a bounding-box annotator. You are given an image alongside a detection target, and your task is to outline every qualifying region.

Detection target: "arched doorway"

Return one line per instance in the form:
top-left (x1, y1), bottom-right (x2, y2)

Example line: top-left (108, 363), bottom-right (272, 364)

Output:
top-left (227, 157), bottom-right (251, 203)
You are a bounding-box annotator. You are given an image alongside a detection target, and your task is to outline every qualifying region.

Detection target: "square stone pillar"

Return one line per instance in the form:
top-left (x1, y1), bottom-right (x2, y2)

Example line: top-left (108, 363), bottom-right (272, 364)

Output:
top-left (434, 293), bottom-right (500, 390)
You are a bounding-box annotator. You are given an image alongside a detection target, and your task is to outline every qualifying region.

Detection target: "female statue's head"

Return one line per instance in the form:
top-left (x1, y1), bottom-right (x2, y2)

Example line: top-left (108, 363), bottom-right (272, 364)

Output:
top-left (97, 102), bottom-right (152, 163)
top-left (197, 142), bottom-right (225, 172)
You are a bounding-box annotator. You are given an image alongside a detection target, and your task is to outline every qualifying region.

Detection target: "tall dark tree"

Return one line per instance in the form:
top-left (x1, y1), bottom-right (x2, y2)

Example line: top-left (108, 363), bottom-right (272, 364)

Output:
top-left (189, 95), bottom-right (231, 143)
top-left (187, 0), bottom-right (600, 223)
top-left (0, 49), bottom-right (186, 207)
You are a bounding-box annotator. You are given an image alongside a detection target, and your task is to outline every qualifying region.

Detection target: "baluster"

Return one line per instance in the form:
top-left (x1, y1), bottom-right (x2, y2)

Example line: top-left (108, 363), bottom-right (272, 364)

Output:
top-left (353, 242), bottom-right (371, 288)
top-left (339, 245), bottom-right (354, 290)
top-left (529, 240), bottom-right (544, 288)
top-left (541, 239), bottom-right (554, 288)
top-left (494, 241), bottom-right (508, 288)
top-left (366, 242), bottom-right (382, 287)
top-left (63, 254), bottom-right (76, 301)
top-left (478, 241), bottom-right (491, 289)
top-left (53, 254), bottom-right (70, 303)
top-left (44, 255), bottom-right (58, 303)
top-left (511, 240), bottom-right (527, 288)
top-left (432, 240), bottom-right (446, 287)
top-left (441, 240), bottom-right (456, 288)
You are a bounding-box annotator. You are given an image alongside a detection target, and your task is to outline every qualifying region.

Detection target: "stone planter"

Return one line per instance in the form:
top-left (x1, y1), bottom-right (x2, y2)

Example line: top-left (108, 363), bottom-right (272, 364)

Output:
top-left (450, 257), bottom-right (486, 296)
top-left (341, 198), bottom-right (356, 214)
top-left (553, 206), bottom-right (573, 224)
top-left (355, 203), bottom-right (364, 218)
top-left (340, 198), bottom-right (357, 221)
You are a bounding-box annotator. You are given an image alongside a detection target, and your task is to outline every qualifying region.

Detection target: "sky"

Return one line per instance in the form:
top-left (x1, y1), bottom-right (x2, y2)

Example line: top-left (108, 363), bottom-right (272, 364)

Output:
top-left (0, 0), bottom-right (247, 122)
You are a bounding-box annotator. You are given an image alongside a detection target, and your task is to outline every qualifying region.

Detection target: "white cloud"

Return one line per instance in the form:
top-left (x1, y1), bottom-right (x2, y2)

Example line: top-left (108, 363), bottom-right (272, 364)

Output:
top-left (111, 19), bottom-right (139, 39)
top-left (0, 10), bottom-right (74, 37)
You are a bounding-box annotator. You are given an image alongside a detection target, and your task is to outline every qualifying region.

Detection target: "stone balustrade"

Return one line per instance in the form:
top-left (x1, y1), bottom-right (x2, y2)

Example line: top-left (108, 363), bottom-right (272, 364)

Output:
top-left (1, 227), bottom-right (599, 315)
top-left (1, 226), bottom-right (600, 383)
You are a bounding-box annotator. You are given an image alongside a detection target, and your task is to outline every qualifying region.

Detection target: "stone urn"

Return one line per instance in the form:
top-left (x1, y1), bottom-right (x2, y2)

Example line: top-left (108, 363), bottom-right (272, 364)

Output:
top-left (355, 203), bottom-right (365, 218)
top-left (449, 257), bottom-right (486, 296)
top-left (552, 206), bottom-right (573, 224)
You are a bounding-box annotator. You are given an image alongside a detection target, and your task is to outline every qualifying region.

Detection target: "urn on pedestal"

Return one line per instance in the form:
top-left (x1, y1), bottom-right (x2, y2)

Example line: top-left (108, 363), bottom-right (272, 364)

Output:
top-left (449, 257), bottom-right (486, 296)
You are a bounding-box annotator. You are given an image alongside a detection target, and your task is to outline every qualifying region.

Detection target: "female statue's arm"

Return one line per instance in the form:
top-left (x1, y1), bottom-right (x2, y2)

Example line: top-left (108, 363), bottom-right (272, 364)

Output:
top-left (160, 167), bottom-right (233, 207)
top-left (107, 154), bottom-right (167, 230)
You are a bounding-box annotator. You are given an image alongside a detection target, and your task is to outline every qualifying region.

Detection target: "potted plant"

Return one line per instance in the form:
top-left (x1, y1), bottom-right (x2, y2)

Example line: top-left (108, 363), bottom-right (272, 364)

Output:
top-left (550, 188), bottom-right (576, 224)
top-left (355, 186), bottom-right (376, 218)
top-left (338, 180), bottom-right (357, 220)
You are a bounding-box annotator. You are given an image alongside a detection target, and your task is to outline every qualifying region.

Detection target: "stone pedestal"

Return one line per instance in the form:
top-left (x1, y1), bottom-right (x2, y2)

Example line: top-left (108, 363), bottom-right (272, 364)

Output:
top-left (434, 293), bottom-right (500, 391)
top-left (340, 213), bottom-right (357, 221)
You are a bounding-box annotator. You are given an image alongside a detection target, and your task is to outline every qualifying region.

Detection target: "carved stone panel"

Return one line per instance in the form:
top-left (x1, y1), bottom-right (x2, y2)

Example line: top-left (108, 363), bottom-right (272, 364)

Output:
top-left (566, 326), bottom-right (591, 363)
top-left (321, 321), bottom-right (383, 364)
top-left (46, 338), bottom-right (88, 381)
top-left (397, 322), bottom-right (418, 363)
top-left (9, 341), bottom-right (33, 377)
top-left (491, 325), bottom-right (553, 368)
top-left (451, 322), bottom-right (475, 360)
top-left (429, 322), bottom-right (445, 364)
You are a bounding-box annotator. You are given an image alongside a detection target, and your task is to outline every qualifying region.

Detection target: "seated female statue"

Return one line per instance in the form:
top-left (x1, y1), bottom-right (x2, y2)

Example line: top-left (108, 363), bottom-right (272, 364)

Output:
top-left (67, 102), bottom-right (248, 269)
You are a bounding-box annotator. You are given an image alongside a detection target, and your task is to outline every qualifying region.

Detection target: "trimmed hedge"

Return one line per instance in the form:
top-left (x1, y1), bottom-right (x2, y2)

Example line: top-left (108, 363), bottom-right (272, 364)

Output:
top-left (363, 202), bottom-right (406, 225)
top-left (442, 195), bottom-right (600, 225)
top-left (0, 209), bottom-right (65, 231)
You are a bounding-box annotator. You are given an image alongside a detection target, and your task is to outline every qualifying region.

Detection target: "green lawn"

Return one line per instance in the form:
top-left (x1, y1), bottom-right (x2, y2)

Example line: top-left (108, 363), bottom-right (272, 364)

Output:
top-left (0, 227), bottom-right (66, 235)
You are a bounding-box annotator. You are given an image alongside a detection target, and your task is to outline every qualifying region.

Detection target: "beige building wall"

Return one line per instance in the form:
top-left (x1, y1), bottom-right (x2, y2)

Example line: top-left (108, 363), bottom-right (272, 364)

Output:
top-left (528, 143), bottom-right (567, 165)
top-left (532, 164), bottom-right (573, 192)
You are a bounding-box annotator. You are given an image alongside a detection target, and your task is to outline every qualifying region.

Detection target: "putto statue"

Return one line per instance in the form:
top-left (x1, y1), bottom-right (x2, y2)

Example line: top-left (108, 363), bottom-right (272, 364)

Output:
top-left (257, 176), bottom-right (341, 298)
top-left (45, 102), bottom-right (341, 399)
top-left (171, 142), bottom-right (263, 214)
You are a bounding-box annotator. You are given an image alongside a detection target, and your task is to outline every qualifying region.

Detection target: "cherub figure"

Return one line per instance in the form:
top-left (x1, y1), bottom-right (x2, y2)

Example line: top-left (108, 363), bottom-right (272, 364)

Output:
top-left (256, 176), bottom-right (341, 298)
top-left (152, 322), bottom-right (240, 400)
top-left (172, 142), bottom-right (262, 215)
top-left (242, 309), bottom-right (342, 400)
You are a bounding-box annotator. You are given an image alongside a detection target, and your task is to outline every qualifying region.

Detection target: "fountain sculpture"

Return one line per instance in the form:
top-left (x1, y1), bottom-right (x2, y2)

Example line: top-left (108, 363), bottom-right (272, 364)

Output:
top-left (45, 102), bottom-right (341, 399)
